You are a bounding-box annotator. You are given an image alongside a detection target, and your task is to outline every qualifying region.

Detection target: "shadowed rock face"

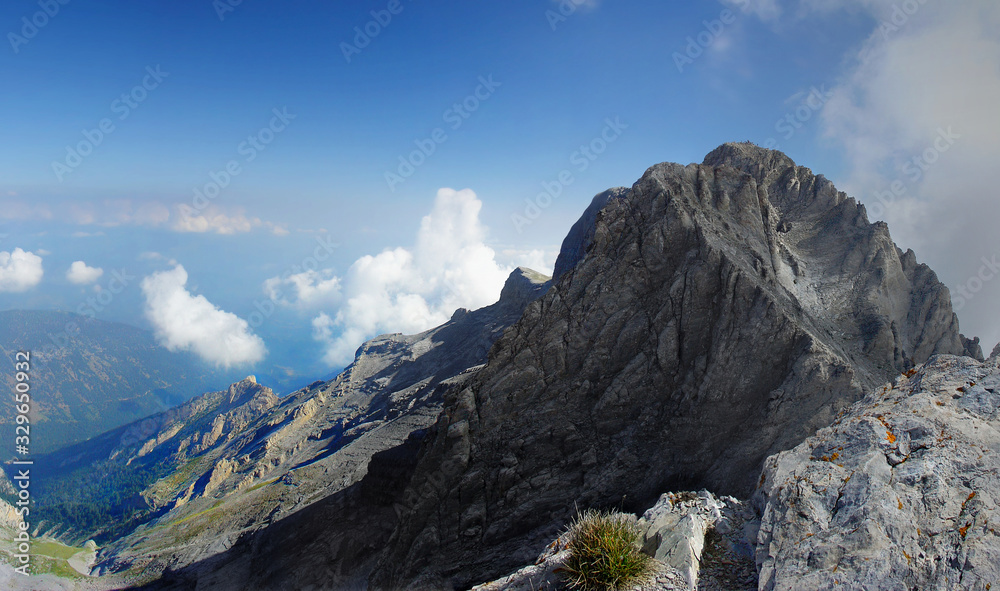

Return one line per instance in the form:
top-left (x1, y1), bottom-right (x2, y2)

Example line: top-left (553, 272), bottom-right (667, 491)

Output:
top-left (369, 143), bottom-right (975, 589)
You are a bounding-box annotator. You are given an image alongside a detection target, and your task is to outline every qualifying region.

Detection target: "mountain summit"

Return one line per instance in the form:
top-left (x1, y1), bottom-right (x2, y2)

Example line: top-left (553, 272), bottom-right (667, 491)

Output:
top-left (370, 142), bottom-right (979, 588)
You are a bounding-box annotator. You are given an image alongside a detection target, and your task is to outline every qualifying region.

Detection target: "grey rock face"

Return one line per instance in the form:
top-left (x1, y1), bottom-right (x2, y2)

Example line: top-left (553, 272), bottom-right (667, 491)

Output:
top-left (754, 354), bottom-right (1000, 591)
top-left (371, 143), bottom-right (974, 589)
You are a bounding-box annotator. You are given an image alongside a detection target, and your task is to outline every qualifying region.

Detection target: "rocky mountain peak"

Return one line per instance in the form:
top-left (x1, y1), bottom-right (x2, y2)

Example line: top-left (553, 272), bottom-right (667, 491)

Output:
top-left (498, 267), bottom-right (551, 308)
top-left (367, 145), bottom-right (977, 589)
top-left (225, 374), bottom-right (273, 406)
top-left (702, 141), bottom-right (796, 179)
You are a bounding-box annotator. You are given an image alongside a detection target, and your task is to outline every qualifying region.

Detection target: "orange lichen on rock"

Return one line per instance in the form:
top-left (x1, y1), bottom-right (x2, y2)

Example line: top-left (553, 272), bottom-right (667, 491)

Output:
top-left (876, 415), bottom-right (898, 444)
top-left (959, 522), bottom-right (971, 539)
top-left (962, 492), bottom-right (976, 512)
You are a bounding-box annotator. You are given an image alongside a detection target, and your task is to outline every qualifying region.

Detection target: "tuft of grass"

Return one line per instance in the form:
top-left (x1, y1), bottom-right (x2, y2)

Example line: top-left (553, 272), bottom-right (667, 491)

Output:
top-left (561, 509), bottom-right (656, 591)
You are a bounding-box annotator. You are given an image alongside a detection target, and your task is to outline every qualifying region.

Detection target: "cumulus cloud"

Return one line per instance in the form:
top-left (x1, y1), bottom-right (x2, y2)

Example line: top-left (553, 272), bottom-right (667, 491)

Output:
top-left (141, 265), bottom-right (267, 368)
top-left (743, 0), bottom-right (1000, 348)
top-left (0, 248), bottom-right (44, 292)
top-left (66, 261), bottom-right (103, 285)
top-left (310, 188), bottom-right (516, 366)
top-left (264, 269), bottom-right (342, 308)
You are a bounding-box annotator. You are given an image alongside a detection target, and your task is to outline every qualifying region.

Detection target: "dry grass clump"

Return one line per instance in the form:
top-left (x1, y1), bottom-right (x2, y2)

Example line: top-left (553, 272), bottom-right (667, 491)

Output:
top-left (561, 509), bottom-right (656, 591)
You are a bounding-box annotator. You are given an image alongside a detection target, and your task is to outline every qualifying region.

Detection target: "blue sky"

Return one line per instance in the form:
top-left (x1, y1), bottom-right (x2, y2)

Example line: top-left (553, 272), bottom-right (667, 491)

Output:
top-left (2, 0), bottom-right (998, 390)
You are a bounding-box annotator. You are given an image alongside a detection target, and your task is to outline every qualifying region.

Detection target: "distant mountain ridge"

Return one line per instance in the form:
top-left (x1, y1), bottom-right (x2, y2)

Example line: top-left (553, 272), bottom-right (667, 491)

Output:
top-left (0, 310), bottom-right (232, 455)
top-left (14, 268), bottom-right (552, 589)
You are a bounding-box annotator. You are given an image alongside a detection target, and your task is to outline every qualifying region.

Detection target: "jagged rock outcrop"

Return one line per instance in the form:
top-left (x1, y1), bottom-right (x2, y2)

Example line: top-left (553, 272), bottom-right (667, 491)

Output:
top-left (369, 143), bottom-right (975, 589)
top-left (754, 353), bottom-right (1000, 590)
top-left (962, 335), bottom-right (985, 362)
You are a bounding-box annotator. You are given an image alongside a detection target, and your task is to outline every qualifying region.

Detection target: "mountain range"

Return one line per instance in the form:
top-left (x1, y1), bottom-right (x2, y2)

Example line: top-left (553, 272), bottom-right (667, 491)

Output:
top-left (1, 143), bottom-right (995, 590)
top-left (0, 310), bottom-right (232, 455)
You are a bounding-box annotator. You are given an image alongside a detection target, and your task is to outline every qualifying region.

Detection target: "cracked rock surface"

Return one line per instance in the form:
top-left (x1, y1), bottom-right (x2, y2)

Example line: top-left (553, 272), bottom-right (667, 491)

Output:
top-left (755, 351), bottom-right (1000, 591)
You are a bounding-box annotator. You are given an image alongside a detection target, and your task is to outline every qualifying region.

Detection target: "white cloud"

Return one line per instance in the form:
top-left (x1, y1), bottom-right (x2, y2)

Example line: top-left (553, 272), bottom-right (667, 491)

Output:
top-left (141, 265), bottom-right (267, 368)
top-left (66, 261), bottom-right (103, 285)
top-left (171, 205), bottom-right (288, 236)
top-left (172, 206), bottom-right (257, 235)
top-left (264, 269), bottom-right (342, 309)
top-left (311, 188), bottom-right (516, 366)
top-left (0, 248), bottom-right (43, 292)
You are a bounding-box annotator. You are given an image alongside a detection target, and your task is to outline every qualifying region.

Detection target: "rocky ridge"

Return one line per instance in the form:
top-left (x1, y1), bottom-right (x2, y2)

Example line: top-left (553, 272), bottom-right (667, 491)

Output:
top-left (38, 267), bottom-right (551, 588)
